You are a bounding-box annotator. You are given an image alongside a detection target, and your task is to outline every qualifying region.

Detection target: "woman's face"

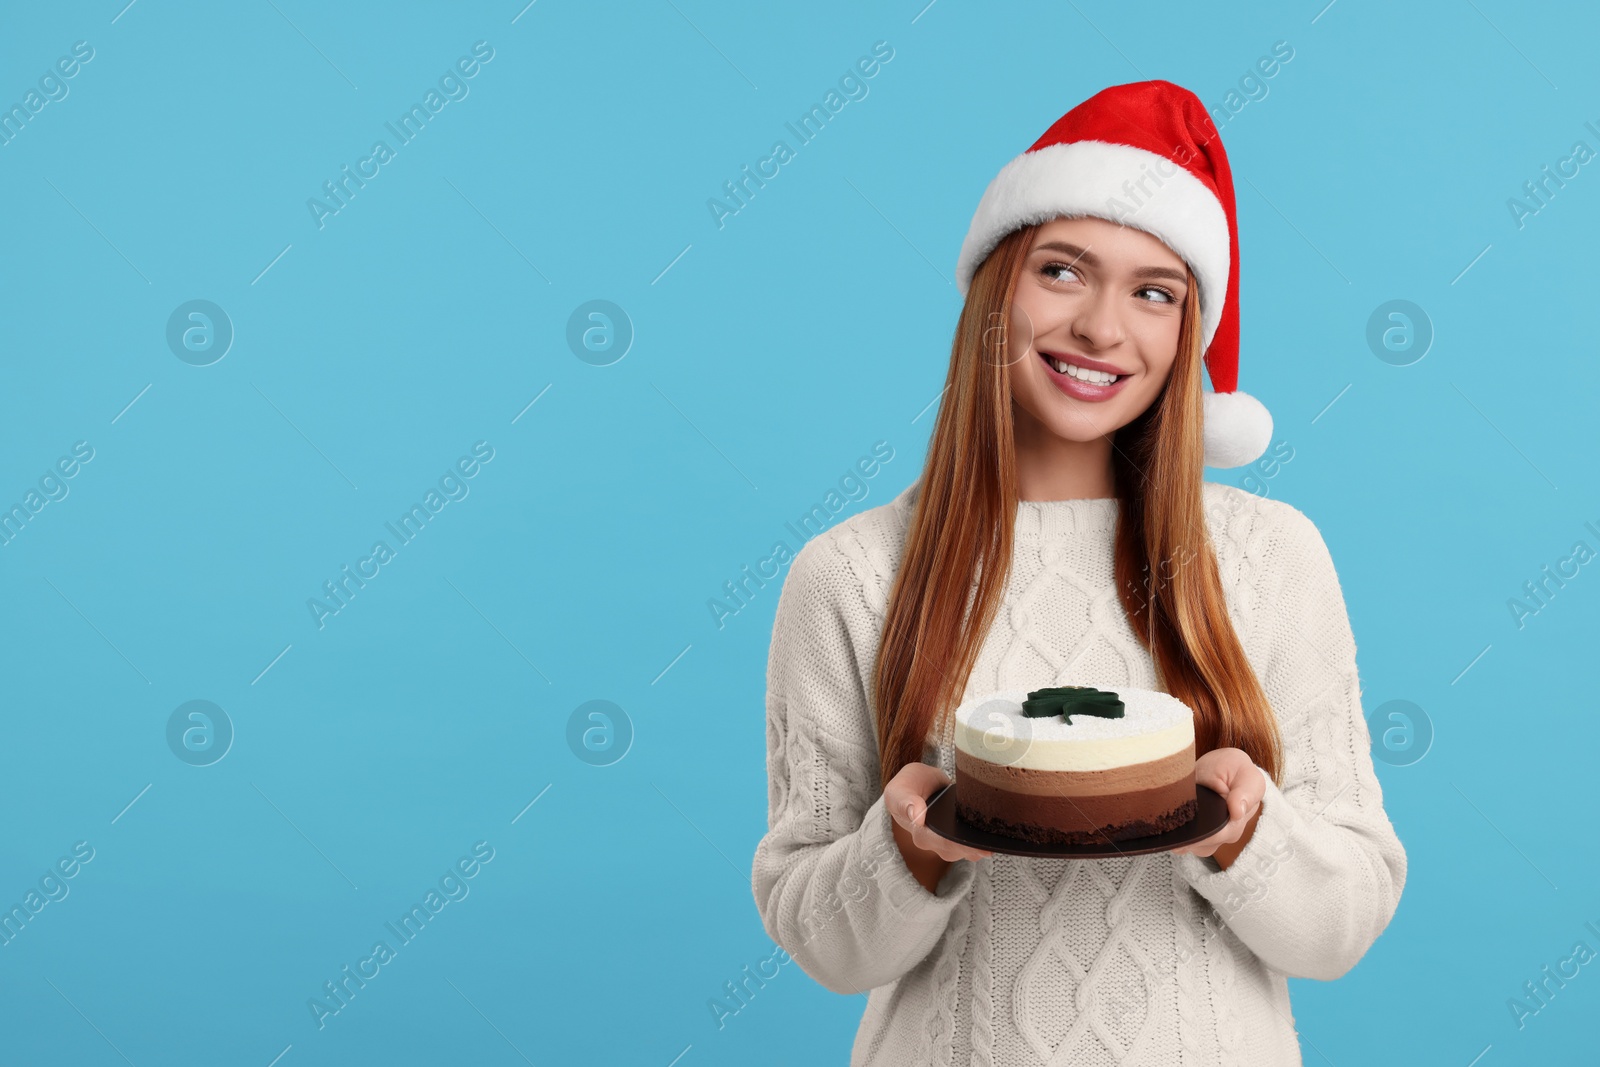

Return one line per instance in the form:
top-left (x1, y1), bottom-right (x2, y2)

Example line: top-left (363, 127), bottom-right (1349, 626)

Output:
top-left (1005, 215), bottom-right (1191, 448)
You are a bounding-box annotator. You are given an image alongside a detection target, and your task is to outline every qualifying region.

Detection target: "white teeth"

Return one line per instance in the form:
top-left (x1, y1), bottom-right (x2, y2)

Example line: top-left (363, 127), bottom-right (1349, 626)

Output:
top-left (1048, 356), bottom-right (1118, 384)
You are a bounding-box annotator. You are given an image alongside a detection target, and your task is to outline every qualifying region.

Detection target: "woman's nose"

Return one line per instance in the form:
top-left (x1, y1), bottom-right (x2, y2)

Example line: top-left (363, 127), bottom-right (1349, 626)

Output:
top-left (1070, 289), bottom-right (1125, 350)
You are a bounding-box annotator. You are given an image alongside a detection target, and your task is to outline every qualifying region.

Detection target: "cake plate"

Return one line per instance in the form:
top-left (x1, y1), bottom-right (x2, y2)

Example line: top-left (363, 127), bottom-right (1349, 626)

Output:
top-left (923, 782), bottom-right (1230, 858)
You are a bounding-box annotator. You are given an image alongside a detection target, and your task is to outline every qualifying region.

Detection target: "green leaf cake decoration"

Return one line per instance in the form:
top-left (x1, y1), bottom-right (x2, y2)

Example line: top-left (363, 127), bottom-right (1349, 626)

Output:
top-left (1021, 685), bottom-right (1125, 725)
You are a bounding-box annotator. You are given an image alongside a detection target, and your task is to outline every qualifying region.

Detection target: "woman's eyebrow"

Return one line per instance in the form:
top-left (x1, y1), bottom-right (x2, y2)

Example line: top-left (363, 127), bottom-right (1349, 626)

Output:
top-left (1034, 240), bottom-right (1189, 285)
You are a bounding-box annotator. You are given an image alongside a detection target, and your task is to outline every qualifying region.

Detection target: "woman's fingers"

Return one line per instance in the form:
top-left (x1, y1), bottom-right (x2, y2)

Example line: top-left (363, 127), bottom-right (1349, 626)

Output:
top-left (1173, 787), bottom-right (1265, 856)
top-left (902, 797), bottom-right (926, 831)
top-left (885, 763), bottom-right (993, 860)
top-left (927, 833), bottom-right (992, 861)
top-left (918, 836), bottom-right (991, 863)
top-left (886, 765), bottom-right (948, 829)
top-left (905, 796), bottom-right (992, 861)
top-left (909, 817), bottom-right (993, 861)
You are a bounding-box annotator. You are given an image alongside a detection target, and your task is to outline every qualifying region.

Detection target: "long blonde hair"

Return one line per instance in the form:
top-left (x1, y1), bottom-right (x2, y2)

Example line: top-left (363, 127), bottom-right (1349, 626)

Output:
top-left (871, 223), bottom-right (1282, 791)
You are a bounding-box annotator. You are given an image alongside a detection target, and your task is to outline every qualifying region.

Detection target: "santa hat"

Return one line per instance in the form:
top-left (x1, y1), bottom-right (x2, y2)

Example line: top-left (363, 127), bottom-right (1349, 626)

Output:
top-left (956, 79), bottom-right (1272, 469)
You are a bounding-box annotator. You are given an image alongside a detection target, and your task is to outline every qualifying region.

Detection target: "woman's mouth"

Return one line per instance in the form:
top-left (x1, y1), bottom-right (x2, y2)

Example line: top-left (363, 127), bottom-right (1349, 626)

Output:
top-left (1038, 351), bottom-right (1132, 402)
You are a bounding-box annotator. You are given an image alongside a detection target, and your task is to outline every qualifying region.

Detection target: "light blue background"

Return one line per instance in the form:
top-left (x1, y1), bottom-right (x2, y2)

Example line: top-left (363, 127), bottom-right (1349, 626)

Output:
top-left (1, 1), bottom-right (1596, 1063)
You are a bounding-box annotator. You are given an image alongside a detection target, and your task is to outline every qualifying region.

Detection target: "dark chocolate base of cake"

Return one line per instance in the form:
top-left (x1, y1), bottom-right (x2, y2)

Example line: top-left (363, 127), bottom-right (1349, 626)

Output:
top-left (957, 795), bottom-right (1197, 846)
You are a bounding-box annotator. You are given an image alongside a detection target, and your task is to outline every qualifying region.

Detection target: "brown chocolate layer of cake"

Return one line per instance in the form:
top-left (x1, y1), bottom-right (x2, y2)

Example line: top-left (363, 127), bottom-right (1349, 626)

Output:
top-left (954, 743), bottom-right (1197, 845)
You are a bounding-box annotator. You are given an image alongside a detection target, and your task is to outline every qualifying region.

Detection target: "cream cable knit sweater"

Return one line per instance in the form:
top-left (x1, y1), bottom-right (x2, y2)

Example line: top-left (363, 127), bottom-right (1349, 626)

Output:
top-left (751, 479), bottom-right (1407, 1066)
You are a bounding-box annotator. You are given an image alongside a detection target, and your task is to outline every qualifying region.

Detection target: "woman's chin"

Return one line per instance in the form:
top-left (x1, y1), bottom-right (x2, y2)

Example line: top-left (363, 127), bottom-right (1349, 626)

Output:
top-left (1041, 405), bottom-right (1128, 441)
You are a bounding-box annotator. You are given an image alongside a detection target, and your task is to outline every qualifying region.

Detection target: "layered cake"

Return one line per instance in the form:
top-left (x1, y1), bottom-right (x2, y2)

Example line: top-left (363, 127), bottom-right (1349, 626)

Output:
top-left (952, 685), bottom-right (1197, 845)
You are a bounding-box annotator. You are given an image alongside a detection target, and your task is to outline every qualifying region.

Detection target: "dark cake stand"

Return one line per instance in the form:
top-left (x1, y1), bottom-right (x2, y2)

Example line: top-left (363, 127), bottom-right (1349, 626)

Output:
top-left (923, 782), bottom-right (1230, 859)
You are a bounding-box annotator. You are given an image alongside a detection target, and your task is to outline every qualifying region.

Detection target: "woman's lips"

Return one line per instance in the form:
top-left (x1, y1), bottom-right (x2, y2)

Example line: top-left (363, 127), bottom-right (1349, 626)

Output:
top-left (1038, 351), bottom-right (1132, 402)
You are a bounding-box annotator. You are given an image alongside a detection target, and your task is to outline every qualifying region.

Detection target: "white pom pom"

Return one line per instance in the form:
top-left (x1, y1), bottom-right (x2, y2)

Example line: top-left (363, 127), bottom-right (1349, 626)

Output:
top-left (1202, 389), bottom-right (1273, 469)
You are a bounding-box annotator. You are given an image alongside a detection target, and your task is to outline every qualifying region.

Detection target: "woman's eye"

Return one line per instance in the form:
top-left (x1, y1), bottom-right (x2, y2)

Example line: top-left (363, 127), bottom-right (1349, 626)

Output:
top-left (1139, 286), bottom-right (1176, 304)
top-left (1041, 262), bottom-right (1079, 284)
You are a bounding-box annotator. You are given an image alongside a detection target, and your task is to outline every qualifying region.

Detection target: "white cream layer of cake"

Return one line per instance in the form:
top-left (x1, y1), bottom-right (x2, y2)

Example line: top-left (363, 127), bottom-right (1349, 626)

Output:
top-left (953, 688), bottom-right (1195, 772)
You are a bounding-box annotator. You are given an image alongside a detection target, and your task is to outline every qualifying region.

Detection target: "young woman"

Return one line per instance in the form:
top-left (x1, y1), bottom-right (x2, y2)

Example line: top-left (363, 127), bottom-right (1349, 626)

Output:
top-left (751, 81), bottom-right (1407, 1066)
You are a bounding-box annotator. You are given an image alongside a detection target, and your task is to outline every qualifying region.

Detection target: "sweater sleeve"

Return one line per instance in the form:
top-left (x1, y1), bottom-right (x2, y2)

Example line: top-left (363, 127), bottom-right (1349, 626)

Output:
top-left (1171, 503), bottom-right (1408, 981)
top-left (750, 533), bottom-right (978, 996)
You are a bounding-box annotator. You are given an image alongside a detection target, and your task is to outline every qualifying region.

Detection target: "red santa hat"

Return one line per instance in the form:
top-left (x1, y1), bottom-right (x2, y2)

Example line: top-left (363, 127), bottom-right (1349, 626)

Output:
top-left (956, 79), bottom-right (1272, 469)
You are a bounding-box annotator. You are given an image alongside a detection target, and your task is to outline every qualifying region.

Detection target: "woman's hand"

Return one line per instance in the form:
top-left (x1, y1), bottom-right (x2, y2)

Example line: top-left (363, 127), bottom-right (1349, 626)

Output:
top-left (1171, 747), bottom-right (1266, 864)
top-left (885, 763), bottom-right (992, 893)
